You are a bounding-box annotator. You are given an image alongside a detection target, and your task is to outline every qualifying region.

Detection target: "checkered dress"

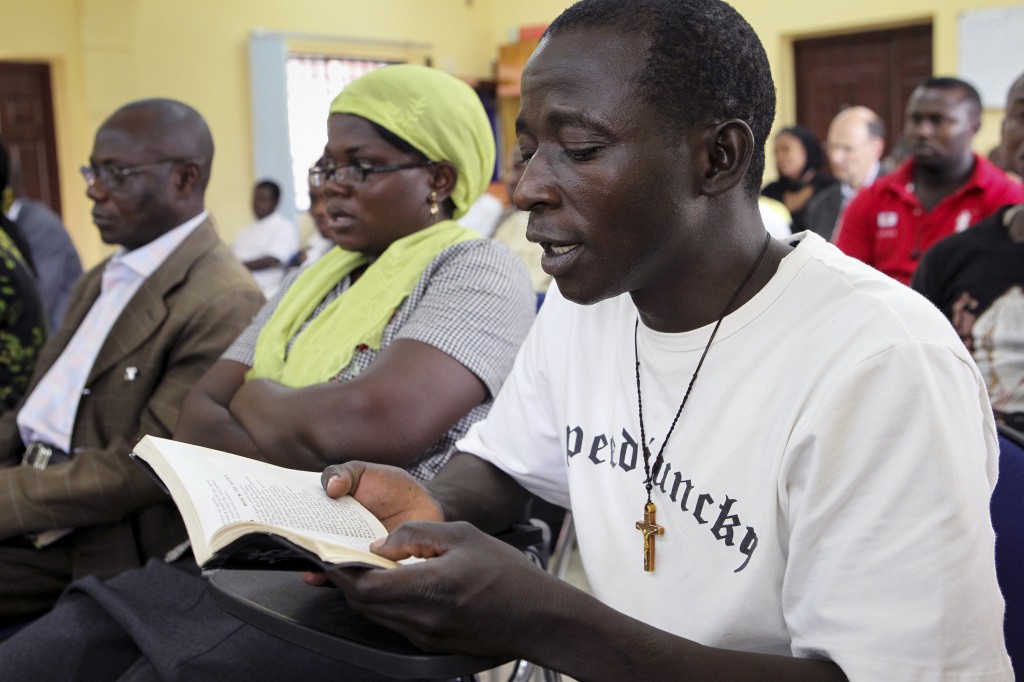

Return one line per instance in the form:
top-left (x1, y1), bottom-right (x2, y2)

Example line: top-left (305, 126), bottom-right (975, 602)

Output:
top-left (223, 239), bottom-right (535, 481)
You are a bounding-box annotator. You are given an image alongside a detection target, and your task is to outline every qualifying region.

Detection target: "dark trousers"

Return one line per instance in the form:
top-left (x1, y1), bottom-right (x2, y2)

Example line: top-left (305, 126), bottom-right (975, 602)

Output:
top-left (0, 559), bottom-right (402, 682)
top-left (0, 537), bottom-right (74, 625)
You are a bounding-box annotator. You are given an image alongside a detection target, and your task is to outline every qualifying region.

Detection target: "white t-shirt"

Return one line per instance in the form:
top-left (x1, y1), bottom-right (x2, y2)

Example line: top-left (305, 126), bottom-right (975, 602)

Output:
top-left (458, 232), bottom-right (1012, 679)
top-left (232, 212), bottom-right (300, 298)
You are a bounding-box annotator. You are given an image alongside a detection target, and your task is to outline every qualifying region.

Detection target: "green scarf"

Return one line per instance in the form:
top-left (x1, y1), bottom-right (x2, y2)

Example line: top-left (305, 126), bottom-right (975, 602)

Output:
top-left (249, 219), bottom-right (479, 388)
top-left (328, 64), bottom-right (494, 220)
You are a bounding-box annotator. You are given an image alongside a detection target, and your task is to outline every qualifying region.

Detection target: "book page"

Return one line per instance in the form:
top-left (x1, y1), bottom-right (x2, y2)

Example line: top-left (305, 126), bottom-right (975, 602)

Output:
top-left (205, 471), bottom-right (383, 539)
top-left (133, 437), bottom-right (386, 546)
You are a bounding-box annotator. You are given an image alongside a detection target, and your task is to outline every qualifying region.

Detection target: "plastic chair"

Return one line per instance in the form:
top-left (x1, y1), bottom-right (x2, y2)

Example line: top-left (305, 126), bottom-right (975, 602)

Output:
top-left (994, 424), bottom-right (1024, 678)
top-left (209, 569), bottom-right (507, 681)
top-left (208, 523), bottom-right (557, 681)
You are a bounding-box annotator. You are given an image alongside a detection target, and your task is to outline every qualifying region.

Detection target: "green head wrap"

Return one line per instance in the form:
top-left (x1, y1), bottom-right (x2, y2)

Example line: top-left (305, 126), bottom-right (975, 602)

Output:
top-left (328, 64), bottom-right (495, 220)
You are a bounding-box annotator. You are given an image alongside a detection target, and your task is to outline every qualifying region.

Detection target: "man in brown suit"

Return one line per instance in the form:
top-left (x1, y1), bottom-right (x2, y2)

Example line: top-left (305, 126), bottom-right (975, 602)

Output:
top-left (0, 99), bottom-right (264, 624)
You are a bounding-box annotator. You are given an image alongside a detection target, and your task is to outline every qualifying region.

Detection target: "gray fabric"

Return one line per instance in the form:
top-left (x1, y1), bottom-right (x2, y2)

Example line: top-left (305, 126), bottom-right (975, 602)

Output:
top-left (0, 559), bottom-right (392, 681)
top-left (12, 199), bottom-right (83, 330)
top-left (223, 239), bottom-right (535, 481)
top-left (0, 538), bottom-right (74, 625)
top-left (802, 182), bottom-right (843, 242)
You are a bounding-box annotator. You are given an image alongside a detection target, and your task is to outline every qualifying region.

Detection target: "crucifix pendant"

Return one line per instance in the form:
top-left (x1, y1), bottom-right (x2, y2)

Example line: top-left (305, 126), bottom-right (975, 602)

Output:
top-left (635, 502), bottom-right (664, 572)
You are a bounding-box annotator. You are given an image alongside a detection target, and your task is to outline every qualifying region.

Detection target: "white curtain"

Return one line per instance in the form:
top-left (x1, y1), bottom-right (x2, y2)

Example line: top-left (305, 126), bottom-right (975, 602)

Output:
top-left (284, 55), bottom-right (393, 211)
top-left (248, 33), bottom-right (297, 222)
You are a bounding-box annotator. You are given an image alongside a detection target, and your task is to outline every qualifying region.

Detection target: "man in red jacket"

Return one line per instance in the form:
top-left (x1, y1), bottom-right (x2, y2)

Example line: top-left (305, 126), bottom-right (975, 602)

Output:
top-left (834, 77), bottom-right (1023, 284)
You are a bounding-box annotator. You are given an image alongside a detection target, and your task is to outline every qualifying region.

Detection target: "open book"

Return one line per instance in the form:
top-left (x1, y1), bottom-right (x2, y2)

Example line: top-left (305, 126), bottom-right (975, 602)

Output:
top-left (131, 435), bottom-right (404, 572)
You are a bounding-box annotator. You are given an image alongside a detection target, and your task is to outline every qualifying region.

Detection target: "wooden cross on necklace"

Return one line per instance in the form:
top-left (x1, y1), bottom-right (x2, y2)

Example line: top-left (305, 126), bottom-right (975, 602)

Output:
top-left (635, 502), bottom-right (664, 572)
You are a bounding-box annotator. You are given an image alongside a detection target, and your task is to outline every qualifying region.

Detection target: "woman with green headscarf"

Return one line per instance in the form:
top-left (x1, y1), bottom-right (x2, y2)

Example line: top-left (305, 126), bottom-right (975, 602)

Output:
top-left (176, 63), bottom-right (536, 484)
top-left (0, 66), bottom-right (535, 681)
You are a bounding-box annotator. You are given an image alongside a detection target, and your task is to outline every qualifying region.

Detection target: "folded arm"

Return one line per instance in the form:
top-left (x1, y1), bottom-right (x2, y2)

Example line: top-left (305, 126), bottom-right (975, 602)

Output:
top-left (242, 255), bottom-right (283, 272)
top-left (229, 339), bottom-right (488, 471)
top-left (173, 359), bottom-right (264, 459)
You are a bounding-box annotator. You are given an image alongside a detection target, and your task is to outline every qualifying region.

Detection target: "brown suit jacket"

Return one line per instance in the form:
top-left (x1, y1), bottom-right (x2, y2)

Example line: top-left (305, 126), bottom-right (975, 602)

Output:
top-left (0, 218), bottom-right (264, 580)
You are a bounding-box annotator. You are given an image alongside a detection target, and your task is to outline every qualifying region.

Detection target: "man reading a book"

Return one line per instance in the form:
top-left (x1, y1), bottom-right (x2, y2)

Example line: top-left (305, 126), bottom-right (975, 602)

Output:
top-left (0, 99), bottom-right (265, 624)
top-left (307, 1), bottom-right (1010, 679)
top-left (0, 2), bottom-right (1011, 678)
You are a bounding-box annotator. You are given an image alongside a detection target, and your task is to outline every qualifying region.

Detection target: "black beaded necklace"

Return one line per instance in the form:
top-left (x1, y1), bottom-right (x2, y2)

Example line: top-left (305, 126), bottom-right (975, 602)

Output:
top-left (633, 231), bottom-right (772, 572)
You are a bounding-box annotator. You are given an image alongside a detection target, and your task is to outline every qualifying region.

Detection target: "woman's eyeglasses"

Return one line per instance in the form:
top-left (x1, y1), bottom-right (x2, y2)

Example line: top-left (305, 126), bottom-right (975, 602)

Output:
top-left (308, 161), bottom-right (436, 187)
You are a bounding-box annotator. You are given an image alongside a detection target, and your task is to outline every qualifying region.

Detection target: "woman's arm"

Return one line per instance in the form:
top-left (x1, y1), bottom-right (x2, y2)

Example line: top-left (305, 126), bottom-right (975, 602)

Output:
top-left (230, 241), bottom-right (534, 471)
top-left (173, 359), bottom-right (264, 459)
top-left (229, 338), bottom-right (487, 470)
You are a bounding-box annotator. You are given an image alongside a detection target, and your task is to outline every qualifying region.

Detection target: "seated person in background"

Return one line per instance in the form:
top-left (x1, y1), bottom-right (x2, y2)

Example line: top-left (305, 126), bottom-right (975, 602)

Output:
top-left (760, 124), bottom-right (835, 233)
top-left (303, 1), bottom-right (1002, 679)
top-left (0, 64), bottom-right (534, 681)
top-left (491, 154), bottom-right (552, 296)
top-left (5, 155), bottom-right (84, 330)
top-left (913, 71), bottom-right (1024, 432)
top-left (232, 179), bottom-right (300, 298)
top-left (834, 77), bottom-right (1024, 284)
top-left (0, 142), bottom-right (46, 414)
top-left (803, 106), bottom-right (886, 241)
top-left (293, 180), bottom-right (334, 268)
top-left (0, 99), bottom-right (264, 625)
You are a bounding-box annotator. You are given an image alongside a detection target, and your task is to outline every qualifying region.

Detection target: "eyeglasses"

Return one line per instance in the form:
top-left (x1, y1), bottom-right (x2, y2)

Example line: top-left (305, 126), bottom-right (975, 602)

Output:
top-left (308, 161), bottom-right (437, 187)
top-left (80, 159), bottom-right (186, 189)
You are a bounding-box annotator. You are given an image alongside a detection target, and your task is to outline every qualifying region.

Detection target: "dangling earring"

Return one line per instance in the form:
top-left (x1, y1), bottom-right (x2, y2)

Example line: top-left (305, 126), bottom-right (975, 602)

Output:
top-left (429, 191), bottom-right (439, 224)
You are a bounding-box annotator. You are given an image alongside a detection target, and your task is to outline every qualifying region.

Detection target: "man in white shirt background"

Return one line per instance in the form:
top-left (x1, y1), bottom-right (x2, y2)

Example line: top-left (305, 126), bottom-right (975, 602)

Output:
top-left (232, 179), bottom-right (301, 298)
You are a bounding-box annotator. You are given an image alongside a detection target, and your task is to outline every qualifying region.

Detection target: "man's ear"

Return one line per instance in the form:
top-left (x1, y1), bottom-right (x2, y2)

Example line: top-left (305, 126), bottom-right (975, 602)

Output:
top-left (700, 119), bottom-right (754, 197)
top-left (174, 162), bottom-right (202, 196)
top-left (428, 161), bottom-right (458, 202)
top-left (871, 137), bottom-right (886, 161)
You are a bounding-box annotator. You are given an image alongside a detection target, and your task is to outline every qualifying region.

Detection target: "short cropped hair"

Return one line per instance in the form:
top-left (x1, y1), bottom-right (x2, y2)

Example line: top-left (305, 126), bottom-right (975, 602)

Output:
top-left (866, 116), bottom-right (886, 141)
top-left (255, 179), bottom-right (281, 203)
top-left (919, 77), bottom-right (983, 120)
top-left (545, 0), bottom-right (776, 197)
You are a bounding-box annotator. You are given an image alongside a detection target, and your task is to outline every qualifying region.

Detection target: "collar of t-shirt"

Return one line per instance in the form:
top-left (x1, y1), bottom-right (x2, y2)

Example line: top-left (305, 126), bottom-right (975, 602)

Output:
top-left (14, 211), bottom-right (207, 453)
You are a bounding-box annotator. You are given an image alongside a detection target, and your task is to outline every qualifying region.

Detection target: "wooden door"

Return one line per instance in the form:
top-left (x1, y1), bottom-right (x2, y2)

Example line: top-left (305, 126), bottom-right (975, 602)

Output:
top-left (794, 24), bottom-right (933, 156)
top-left (0, 62), bottom-right (62, 216)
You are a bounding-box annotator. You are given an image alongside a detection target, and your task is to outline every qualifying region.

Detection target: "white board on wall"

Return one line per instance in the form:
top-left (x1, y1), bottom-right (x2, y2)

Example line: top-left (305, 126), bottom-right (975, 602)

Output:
top-left (958, 5), bottom-right (1024, 109)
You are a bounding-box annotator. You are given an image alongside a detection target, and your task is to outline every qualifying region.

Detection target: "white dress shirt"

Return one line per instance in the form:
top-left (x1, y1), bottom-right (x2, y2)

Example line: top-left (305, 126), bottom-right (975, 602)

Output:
top-left (16, 212), bottom-right (208, 452)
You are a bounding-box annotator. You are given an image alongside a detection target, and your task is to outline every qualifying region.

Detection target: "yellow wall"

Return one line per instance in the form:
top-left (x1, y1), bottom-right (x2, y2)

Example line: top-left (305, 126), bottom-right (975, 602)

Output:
top-left (1, 0), bottom-right (92, 261)
top-left (4, 0), bottom-right (1021, 267)
top-left (4, 0), bottom-right (500, 265)
top-left (491, 0), bottom-right (1023, 174)
top-left (735, 0), bottom-right (1024, 164)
